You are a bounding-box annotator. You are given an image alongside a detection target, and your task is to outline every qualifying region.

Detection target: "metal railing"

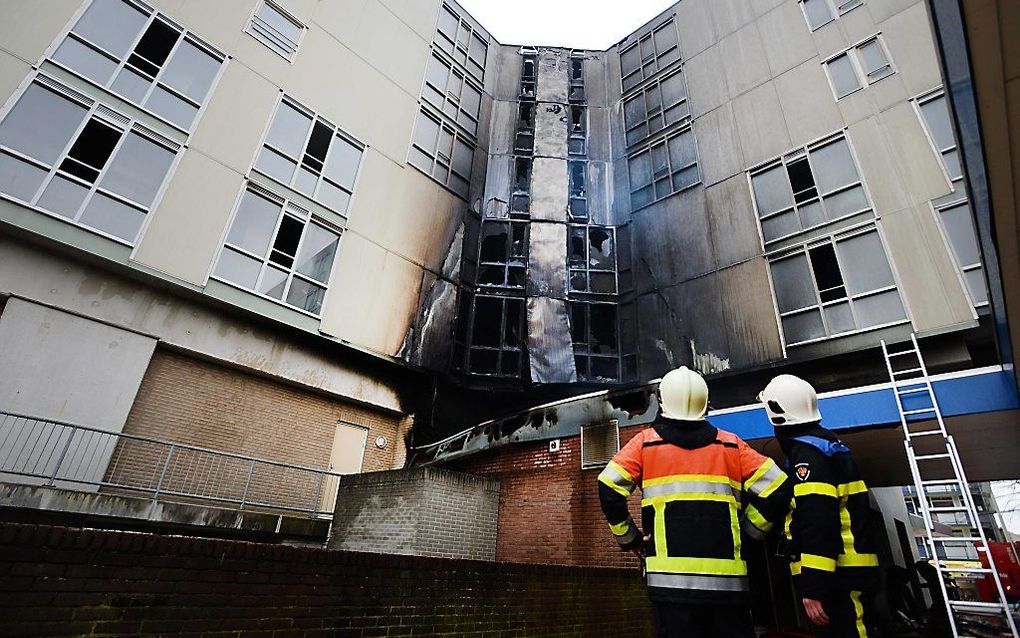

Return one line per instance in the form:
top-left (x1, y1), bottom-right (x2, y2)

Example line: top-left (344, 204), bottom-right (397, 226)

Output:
top-left (0, 410), bottom-right (343, 518)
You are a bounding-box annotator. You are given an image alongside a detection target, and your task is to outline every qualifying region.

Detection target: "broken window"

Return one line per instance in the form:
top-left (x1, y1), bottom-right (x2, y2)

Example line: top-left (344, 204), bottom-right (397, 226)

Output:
top-left (570, 302), bottom-right (620, 381)
top-left (623, 68), bottom-right (689, 147)
top-left (467, 295), bottom-right (525, 377)
top-left (569, 226), bottom-right (617, 295)
top-left (520, 52), bottom-right (538, 100)
top-left (247, 0), bottom-right (305, 60)
top-left (749, 133), bottom-right (870, 245)
top-left (515, 102), bottom-right (535, 153)
top-left (823, 35), bottom-right (895, 100)
top-left (935, 200), bottom-right (987, 307)
top-left (477, 220), bottom-right (528, 289)
top-left (51, 0), bottom-right (224, 131)
top-left (916, 90), bottom-right (963, 186)
top-left (628, 127), bottom-right (699, 209)
top-left (0, 75), bottom-right (179, 243)
top-left (568, 161), bottom-right (588, 220)
top-left (408, 107), bottom-right (473, 199)
top-left (620, 19), bottom-right (681, 93)
top-left (422, 52), bottom-right (484, 137)
top-left (568, 106), bottom-right (587, 157)
top-left (569, 51), bottom-right (586, 104)
top-left (214, 183), bottom-right (340, 315)
top-left (769, 227), bottom-right (906, 346)
top-left (256, 96), bottom-right (364, 214)
top-left (511, 157), bottom-right (532, 214)
top-left (434, 3), bottom-right (487, 83)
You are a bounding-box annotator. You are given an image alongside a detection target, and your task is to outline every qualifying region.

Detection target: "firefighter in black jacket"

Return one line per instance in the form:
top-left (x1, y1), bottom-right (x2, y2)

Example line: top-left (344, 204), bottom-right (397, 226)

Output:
top-left (759, 374), bottom-right (881, 638)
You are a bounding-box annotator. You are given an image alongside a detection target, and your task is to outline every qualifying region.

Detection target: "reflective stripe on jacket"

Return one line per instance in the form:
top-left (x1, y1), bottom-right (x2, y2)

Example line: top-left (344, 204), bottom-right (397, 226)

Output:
top-left (598, 419), bottom-right (790, 604)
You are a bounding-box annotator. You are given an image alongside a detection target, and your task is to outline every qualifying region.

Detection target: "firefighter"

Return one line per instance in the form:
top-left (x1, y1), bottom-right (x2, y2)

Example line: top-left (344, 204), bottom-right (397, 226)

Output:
top-left (759, 374), bottom-right (881, 638)
top-left (598, 366), bottom-right (790, 638)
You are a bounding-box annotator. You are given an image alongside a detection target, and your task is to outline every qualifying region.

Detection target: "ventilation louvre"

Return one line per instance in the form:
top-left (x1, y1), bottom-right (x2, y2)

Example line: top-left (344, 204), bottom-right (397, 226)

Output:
top-left (580, 420), bottom-right (620, 470)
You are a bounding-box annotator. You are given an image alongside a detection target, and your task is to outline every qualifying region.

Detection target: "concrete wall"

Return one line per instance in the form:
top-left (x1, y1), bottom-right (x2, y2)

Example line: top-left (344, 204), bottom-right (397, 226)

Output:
top-left (328, 466), bottom-right (499, 561)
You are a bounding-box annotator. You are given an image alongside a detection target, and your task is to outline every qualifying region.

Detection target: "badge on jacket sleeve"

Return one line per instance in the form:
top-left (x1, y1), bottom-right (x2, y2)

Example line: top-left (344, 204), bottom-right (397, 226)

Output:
top-left (794, 463), bottom-right (811, 481)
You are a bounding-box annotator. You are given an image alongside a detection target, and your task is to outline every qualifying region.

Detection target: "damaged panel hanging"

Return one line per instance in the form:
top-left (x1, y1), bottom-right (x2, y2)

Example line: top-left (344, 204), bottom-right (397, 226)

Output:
top-left (527, 296), bottom-right (577, 383)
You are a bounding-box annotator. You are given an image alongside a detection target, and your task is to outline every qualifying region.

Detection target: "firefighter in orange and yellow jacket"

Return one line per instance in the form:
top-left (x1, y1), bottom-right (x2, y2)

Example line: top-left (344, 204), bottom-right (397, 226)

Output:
top-left (598, 366), bottom-right (791, 638)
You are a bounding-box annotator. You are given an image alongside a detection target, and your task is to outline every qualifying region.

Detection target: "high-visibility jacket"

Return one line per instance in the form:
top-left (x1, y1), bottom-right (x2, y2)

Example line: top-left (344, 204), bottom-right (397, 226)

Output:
top-left (598, 418), bottom-right (790, 603)
top-left (780, 429), bottom-right (881, 599)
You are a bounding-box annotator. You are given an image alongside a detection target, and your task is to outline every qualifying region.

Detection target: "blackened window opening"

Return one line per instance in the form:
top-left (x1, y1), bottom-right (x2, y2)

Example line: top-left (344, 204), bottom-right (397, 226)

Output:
top-left (270, 215), bottom-right (304, 268)
top-left (59, 119), bottom-right (121, 183)
top-left (129, 19), bottom-right (180, 78)
top-left (787, 157), bottom-right (817, 204)
top-left (808, 243), bottom-right (847, 302)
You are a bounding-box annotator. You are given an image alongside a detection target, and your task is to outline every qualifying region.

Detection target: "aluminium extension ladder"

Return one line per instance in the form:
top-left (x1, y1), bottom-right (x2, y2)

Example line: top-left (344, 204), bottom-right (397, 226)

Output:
top-left (881, 333), bottom-right (1018, 638)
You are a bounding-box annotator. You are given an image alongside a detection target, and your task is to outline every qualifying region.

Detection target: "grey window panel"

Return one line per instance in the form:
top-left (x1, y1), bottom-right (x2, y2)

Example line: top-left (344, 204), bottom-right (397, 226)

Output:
top-left (438, 6), bottom-right (459, 40)
top-left (265, 102), bottom-right (312, 160)
top-left (258, 265), bottom-right (288, 299)
top-left (99, 132), bottom-right (175, 207)
top-left (858, 40), bottom-right (892, 81)
top-left (824, 301), bottom-right (855, 334)
top-left (37, 175), bottom-right (88, 218)
top-left (939, 203), bottom-right (981, 266)
top-left (216, 247), bottom-right (262, 288)
top-left (255, 2), bottom-right (303, 46)
top-left (837, 0), bottom-right (864, 12)
top-left (0, 153), bottom-right (47, 202)
top-left (323, 137), bottom-right (361, 190)
top-left (823, 185), bottom-right (868, 220)
top-left (654, 23), bottom-right (679, 58)
top-left (798, 200), bottom-right (825, 228)
top-left (802, 0), bottom-right (835, 29)
top-left (942, 149), bottom-right (962, 181)
top-left (71, 0), bottom-right (149, 59)
top-left (762, 210), bottom-right (801, 243)
top-left (827, 54), bottom-right (861, 98)
top-left (751, 165), bottom-right (794, 217)
top-left (452, 138), bottom-right (473, 178)
top-left (316, 180), bottom-right (351, 215)
top-left (159, 39), bottom-right (221, 104)
top-left (660, 71), bottom-right (687, 108)
top-left (920, 96), bottom-right (955, 150)
top-left (624, 95), bottom-right (645, 127)
top-left (835, 231), bottom-right (896, 295)
top-left (294, 165), bottom-right (318, 195)
top-left (810, 138), bottom-right (859, 193)
top-left (783, 310), bottom-right (826, 344)
top-left (965, 269), bottom-right (988, 305)
top-left (53, 38), bottom-right (118, 85)
top-left (672, 165), bottom-right (699, 191)
top-left (0, 83), bottom-right (89, 166)
top-left (651, 143), bottom-right (668, 177)
top-left (631, 185), bottom-right (653, 209)
top-left (469, 33), bottom-right (486, 65)
top-left (78, 192), bottom-right (146, 241)
top-left (628, 151), bottom-right (652, 190)
top-left (425, 54), bottom-right (448, 92)
top-left (667, 130), bottom-right (696, 168)
top-left (111, 67), bottom-right (151, 103)
top-left (462, 84), bottom-right (482, 119)
top-left (620, 45), bottom-right (640, 79)
top-left (294, 222), bottom-right (338, 281)
top-left (256, 147), bottom-right (297, 184)
top-left (853, 289), bottom-right (906, 327)
top-left (772, 253), bottom-right (818, 313)
top-left (227, 189), bottom-right (280, 257)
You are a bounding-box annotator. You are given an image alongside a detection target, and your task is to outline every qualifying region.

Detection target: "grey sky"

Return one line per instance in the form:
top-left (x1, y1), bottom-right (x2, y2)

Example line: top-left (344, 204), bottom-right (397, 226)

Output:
top-left (457, 0), bottom-right (679, 49)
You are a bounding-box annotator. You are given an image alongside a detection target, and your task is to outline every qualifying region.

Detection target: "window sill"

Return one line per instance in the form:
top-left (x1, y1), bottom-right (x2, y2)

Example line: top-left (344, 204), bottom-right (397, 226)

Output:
top-left (785, 318), bottom-right (911, 349)
top-left (208, 274), bottom-right (323, 320)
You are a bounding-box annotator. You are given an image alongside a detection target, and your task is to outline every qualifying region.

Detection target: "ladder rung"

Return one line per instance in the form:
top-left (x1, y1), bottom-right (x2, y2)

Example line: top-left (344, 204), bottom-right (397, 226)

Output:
top-left (922, 479), bottom-right (961, 486)
top-left (903, 408), bottom-right (937, 416)
top-left (932, 536), bottom-right (982, 543)
top-left (888, 349), bottom-right (919, 358)
top-left (938, 566), bottom-right (993, 573)
top-left (949, 600), bottom-right (1008, 610)
top-left (914, 453), bottom-right (952, 461)
top-left (897, 387), bottom-right (930, 395)
top-left (929, 506), bottom-right (970, 513)
top-left (908, 430), bottom-right (946, 439)
top-left (894, 367), bottom-right (925, 376)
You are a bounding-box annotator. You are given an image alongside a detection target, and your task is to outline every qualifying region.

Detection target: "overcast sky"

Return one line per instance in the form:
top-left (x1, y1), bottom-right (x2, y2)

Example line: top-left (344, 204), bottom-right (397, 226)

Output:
top-left (992, 481), bottom-right (1020, 537)
top-left (457, 0), bottom-right (679, 49)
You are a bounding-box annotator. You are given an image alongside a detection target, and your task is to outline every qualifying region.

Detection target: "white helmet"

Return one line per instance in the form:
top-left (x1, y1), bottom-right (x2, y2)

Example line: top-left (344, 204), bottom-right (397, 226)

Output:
top-left (758, 374), bottom-right (822, 427)
top-left (658, 366), bottom-right (709, 421)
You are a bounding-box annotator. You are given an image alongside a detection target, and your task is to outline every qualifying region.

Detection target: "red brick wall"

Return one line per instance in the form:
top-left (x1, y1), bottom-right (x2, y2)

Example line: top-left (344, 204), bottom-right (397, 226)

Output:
top-left (449, 425), bottom-right (649, 568)
top-left (0, 522), bottom-right (653, 638)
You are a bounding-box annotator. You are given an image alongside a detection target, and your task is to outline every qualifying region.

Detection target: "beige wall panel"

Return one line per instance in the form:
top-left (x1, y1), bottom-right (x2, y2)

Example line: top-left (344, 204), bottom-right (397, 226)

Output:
top-left (530, 158), bottom-right (568, 222)
top-left (693, 102), bottom-right (744, 187)
top-left (706, 174), bottom-right (762, 270)
top-left (752, 0), bottom-right (787, 18)
top-left (866, 0), bottom-right (921, 23)
top-left (836, 83), bottom-right (879, 127)
top-left (0, 54), bottom-right (32, 107)
top-left (755, 2), bottom-right (817, 77)
top-left (731, 81), bottom-right (792, 167)
top-left (0, 0), bottom-right (78, 65)
top-left (847, 117), bottom-right (910, 215)
top-left (719, 22), bottom-right (770, 98)
top-left (675, 0), bottom-right (716, 59)
top-left (320, 234), bottom-right (423, 355)
top-left (879, 206), bottom-right (975, 332)
top-left (376, 0), bottom-right (442, 42)
top-left (880, 2), bottom-right (943, 97)
top-left (868, 73), bottom-right (910, 114)
top-left (717, 258), bottom-right (784, 367)
top-left (156, 0), bottom-right (252, 53)
top-left (880, 102), bottom-right (956, 203)
top-left (811, 19), bottom-right (851, 60)
top-left (132, 151), bottom-right (244, 285)
top-left (684, 45), bottom-right (731, 118)
top-left (188, 62), bottom-right (278, 176)
top-left (709, 0), bottom-right (755, 38)
top-left (775, 59), bottom-right (844, 147)
top-left (838, 3), bottom-right (880, 45)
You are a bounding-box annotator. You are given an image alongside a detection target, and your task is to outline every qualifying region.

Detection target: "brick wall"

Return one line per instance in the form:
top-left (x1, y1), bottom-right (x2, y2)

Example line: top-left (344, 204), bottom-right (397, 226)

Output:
top-left (0, 522), bottom-right (654, 638)
top-left (448, 425), bottom-right (648, 568)
top-left (328, 466), bottom-right (499, 560)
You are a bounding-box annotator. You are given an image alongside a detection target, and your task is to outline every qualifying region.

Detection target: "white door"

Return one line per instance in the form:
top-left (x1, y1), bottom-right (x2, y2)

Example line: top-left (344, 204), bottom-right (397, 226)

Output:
top-left (320, 422), bottom-right (368, 513)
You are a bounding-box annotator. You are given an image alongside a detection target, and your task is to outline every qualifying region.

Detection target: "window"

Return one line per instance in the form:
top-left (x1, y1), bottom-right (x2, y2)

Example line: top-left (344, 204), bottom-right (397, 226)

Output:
top-left (580, 421), bottom-right (620, 469)
top-left (799, 0), bottom-right (864, 31)
top-left (824, 36), bottom-right (895, 99)
top-left (50, 0), bottom-right (224, 131)
top-left (0, 75), bottom-right (179, 243)
top-left (520, 51), bottom-right (538, 100)
top-left (769, 227), bottom-right (907, 346)
top-left (915, 90), bottom-right (963, 186)
top-left (510, 157), bottom-right (532, 214)
top-left (214, 183), bottom-right (340, 315)
top-left (434, 3), bottom-right (487, 84)
top-left (569, 226), bottom-right (617, 295)
top-left (569, 161), bottom-right (588, 220)
top-left (409, 108), bottom-right (473, 199)
top-left (935, 201), bottom-right (988, 306)
top-left (515, 101), bottom-right (535, 153)
top-left (570, 302), bottom-right (620, 381)
top-left (623, 68), bottom-right (689, 147)
top-left (246, 0), bottom-right (305, 61)
top-left (465, 295), bottom-right (525, 377)
top-left (422, 51), bottom-right (483, 137)
top-left (569, 106), bottom-right (587, 156)
top-left (254, 97), bottom-right (363, 215)
top-left (477, 220), bottom-right (528, 289)
top-left (749, 133), bottom-right (872, 245)
top-left (619, 20), bottom-right (681, 93)
top-left (628, 127), bottom-right (699, 209)
top-left (569, 51), bottom-right (585, 104)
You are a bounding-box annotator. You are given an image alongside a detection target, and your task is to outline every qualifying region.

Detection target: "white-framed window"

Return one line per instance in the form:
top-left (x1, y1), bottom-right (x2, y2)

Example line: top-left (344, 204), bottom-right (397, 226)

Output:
top-left (768, 225), bottom-right (908, 346)
top-left (619, 19), bottom-right (681, 93)
top-left (49, 0), bottom-right (225, 132)
top-left (422, 51), bottom-right (483, 137)
top-left (914, 89), bottom-right (963, 188)
top-left (246, 0), bottom-right (305, 61)
top-left (933, 199), bottom-right (988, 307)
top-left (213, 182), bottom-right (341, 316)
top-left (748, 132), bottom-right (872, 246)
top-left (623, 67), bottom-right (690, 148)
top-left (799, 0), bottom-right (864, 31)
top-left (0, 74), bottom-right (180, 244)
top-left (569, 226), bottom-right (617, 295)
top-left (627, 126), bottom-right (699, 210)
top-left (253, 95), bottom-right (364, 217)
top-left (823, 35), bottom-right (895, 100)
top-left (434, 2), bottom-right (487, 84)
top-left (408, 107), bottom-right (474, 199)
top-left (580, 421), bottom-right (620, 470)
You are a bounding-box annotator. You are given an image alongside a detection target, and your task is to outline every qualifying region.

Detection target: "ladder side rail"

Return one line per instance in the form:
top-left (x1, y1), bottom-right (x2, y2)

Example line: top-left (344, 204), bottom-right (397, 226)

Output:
top-left (909, 334), bottom-right (950, 434)
top-left (880, 340), bottom-right (915, 435)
